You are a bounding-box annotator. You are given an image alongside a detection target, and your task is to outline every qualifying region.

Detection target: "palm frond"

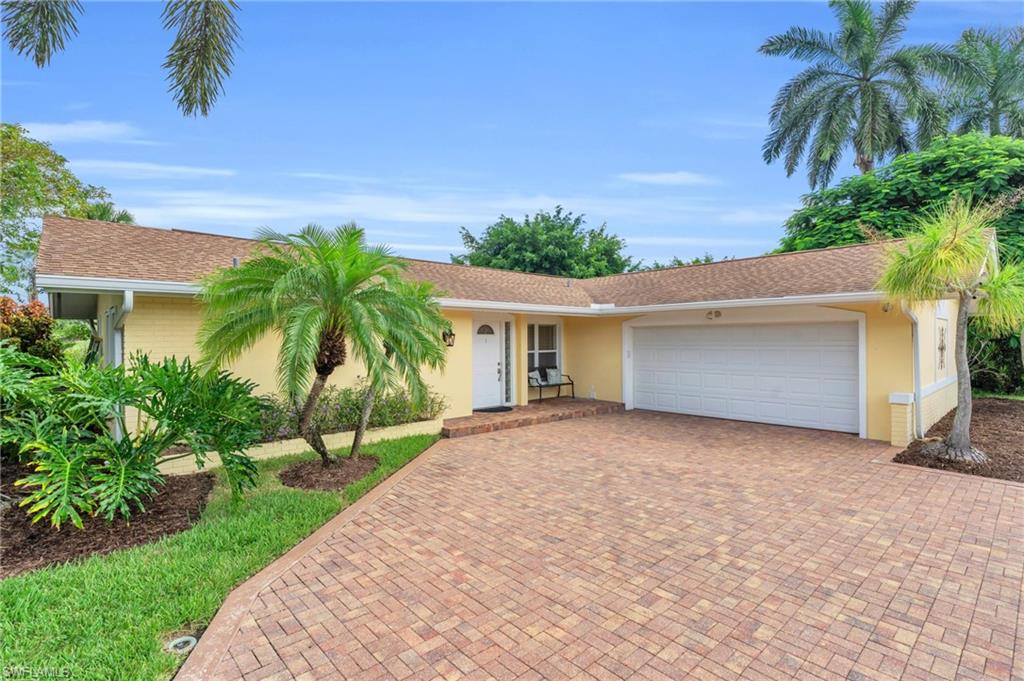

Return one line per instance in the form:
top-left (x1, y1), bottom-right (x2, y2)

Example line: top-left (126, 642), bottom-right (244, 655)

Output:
top-left (161, 0), bottom-right (240, 117)
top-left (976, 262), bottom-right (1024, 337)
top-left (759, 26), bottom-right (842, 63)
top-left (2, 0), bottom-right (82, 67)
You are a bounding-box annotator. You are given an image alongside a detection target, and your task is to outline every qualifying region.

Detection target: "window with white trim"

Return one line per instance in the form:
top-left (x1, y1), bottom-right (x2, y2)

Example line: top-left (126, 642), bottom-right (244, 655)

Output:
top-left (527, 323), bottom-right (558, 372)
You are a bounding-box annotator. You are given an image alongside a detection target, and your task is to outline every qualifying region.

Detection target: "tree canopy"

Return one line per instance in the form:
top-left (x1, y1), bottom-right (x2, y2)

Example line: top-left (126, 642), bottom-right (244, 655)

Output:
top-left (946, 27), bottom-right (1024, 137)
top-left (1, 123), bottom-right (106, 295)
top-left (778, 134), bottom-right (1024, 262)
top-left (452, 207), bottom-right (637, 278)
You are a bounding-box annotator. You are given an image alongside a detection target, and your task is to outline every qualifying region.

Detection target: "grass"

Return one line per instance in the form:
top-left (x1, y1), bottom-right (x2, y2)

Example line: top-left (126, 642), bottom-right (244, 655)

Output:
top-left (974, 390), bottom-right (1024, 401)
top-left (0, 433), bottom-right (438, 681)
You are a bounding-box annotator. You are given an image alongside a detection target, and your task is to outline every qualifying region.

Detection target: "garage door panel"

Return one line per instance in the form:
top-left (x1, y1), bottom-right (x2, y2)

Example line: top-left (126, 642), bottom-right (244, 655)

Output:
top-left (633, 323), bottom-right (859, 433)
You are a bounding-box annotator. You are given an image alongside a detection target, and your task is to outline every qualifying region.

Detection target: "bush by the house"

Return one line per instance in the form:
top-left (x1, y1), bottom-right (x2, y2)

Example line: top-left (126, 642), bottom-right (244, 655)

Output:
top-left (257, 383), bottom-right (446, 443)
top-left (0, 343), bottom-right (263, 528)
top-left (0, 296), bottom-right (64, 362)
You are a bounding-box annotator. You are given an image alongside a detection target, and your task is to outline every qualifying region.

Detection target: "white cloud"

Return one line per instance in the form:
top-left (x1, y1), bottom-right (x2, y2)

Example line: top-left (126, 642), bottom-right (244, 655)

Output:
top-left (699, 116), bottom-right (769, 141)
top-left (71, 160), bottom-right (236, 179)
top-left (717, 205), bottom-right (797, 225)
top-left (22, 120), bottom-right (151, 144)
top-left (616, 171), bottom-right (719, 186)
top-left (629, 236), bottom-right (773, 247)
top-left (286, 171), bottom-right (381, 183)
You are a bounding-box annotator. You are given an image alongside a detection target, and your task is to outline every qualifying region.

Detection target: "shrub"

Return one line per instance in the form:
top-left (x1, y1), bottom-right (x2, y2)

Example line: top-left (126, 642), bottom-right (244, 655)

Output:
top-left (0, 297), bottom-right (63, 361)
top-left (0, 344), bottom-right (264, 528)
top-left (256, 383), bottom-right (446, 443)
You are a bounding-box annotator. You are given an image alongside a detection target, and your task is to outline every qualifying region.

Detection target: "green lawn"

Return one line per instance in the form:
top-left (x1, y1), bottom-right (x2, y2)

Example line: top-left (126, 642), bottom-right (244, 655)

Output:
top-left (974, 390), bottom-right (1024, 401)
top-left (0, 434), bottom-right (438, 681)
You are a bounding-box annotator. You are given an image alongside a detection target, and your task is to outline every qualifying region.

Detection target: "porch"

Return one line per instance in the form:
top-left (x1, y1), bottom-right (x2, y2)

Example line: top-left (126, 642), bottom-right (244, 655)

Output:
top-left (441, 397), bottom-right (624, 438)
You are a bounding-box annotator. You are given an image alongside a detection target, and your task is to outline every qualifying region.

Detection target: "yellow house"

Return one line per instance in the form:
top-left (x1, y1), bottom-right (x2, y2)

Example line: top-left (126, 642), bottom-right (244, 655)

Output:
top-left (37, 216), bottom-right (960, 447)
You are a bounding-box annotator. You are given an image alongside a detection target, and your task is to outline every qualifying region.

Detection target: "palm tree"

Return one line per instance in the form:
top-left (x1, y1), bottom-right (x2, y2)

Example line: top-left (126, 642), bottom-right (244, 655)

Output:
top-left (82, 202), bottom-right (135, 224)
top-left (760, 0), bottom-right (972, 188)
top-left (946, 28), bottom-right (1024, 137)
top-left (879, 191), bottom-right (1024, 463)
top-left (349, 281), bottom-right (447, 458)
top-left (198, 224), bottom-right (447, 465)
top-left (2, 0), bottom-right (239, 117)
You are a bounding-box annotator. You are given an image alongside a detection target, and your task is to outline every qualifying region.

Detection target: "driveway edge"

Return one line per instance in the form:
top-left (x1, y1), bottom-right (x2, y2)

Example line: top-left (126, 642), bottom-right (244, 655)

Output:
top-left (173, 438), bottom-right (450, 681)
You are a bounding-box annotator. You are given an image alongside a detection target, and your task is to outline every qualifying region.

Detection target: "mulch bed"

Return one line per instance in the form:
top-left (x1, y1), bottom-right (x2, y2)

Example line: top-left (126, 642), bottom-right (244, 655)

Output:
top-left (1, 460), bottom-right (214, 578)
top-left (278, 456), bottom-right (378, 491)
top-left (893, 398), bottom-right (1024, 483)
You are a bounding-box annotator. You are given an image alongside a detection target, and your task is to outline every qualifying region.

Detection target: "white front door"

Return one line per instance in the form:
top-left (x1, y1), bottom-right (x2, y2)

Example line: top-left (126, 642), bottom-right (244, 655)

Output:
top-left (632, 322), bottom-right (859, 432)
top-left (472, 320), bottom-right (503, 409)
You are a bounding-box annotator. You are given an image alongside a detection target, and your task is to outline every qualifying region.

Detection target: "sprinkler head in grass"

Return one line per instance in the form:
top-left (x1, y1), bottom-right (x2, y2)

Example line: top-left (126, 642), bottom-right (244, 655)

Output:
top-left (167, 635), bottom-right (197, 655)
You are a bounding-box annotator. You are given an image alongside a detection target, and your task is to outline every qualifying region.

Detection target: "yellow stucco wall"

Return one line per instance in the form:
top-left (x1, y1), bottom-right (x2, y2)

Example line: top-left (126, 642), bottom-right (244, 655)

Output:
top-left (562, 316), bottom-right (634, 402)
top-left (911, 299), bottom-right (959, 431)
top-left (121, 295), bottom-right (474, 419)
top-left (829, 302), bottom-right (914, 442)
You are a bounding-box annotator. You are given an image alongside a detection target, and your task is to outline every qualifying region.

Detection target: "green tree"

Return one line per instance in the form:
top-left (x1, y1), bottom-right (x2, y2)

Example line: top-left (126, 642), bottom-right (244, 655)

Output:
top-left (879, 193), bottom-right (1024, 462)
top-left (778, 134), bottom-right (1024, 261)
top-left (0, 123), bottom-right (108, 296)
top-left (198, 225), bottom-right (448, 465)
top-left (2, 0), bottom-right (239, 117)
top-left (946, 28), bottom-right (1024, 137)
top-left (760, 0), bottom-right (971, 188)
top-left (453, 207), bottom-right (637, 277)
top-left (642, 253), bottom-right (728, 270)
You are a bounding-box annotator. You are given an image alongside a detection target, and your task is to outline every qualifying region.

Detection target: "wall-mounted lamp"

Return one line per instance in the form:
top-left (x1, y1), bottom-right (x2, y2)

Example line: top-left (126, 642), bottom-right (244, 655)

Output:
top-left (442, 327), bottom-right (456, 347)
top-left (882, 302), bottom-right (892, 312)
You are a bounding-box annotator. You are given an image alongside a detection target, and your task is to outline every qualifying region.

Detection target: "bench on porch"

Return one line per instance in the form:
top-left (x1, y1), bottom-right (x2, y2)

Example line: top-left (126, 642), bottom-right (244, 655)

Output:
top-left (528, 370), bottom-right (575, 402)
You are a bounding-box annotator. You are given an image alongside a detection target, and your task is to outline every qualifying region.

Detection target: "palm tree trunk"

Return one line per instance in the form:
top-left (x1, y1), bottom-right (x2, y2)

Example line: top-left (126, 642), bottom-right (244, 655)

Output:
top-left (944, 293), bottom-right (986, 463)
top-left (989, 109), bottom-right (1001, 137)
top-left (299, 373), bottom-right (335, 465)
top-left (854, 153), bottom-right (874, 174)
top-left (350, 383), bottom-right (377, 459)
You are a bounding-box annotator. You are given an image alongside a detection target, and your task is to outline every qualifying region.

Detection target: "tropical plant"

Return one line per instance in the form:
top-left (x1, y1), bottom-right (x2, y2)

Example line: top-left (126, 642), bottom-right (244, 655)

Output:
top-left (946, 27), bottom-right (1024, 137)
top-left (349, 280), bottom-right (447, 458)
top-left (878, 192), bottom-right (1024, 463)
top-left (199, 224), bottom-right (449, 465)
top-left (1, 347), bottom-right (262, 527)
top-left (453, 206), bottom-right (638, 277)
top-left (2, 0), bottom-right (239, 117)
top-left (760, 0), bottom-right (973, 188)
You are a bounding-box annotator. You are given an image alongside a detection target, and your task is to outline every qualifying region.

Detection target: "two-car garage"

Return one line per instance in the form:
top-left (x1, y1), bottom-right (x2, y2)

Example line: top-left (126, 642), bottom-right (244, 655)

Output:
top-left (630, 321), bottom-right (862, 434)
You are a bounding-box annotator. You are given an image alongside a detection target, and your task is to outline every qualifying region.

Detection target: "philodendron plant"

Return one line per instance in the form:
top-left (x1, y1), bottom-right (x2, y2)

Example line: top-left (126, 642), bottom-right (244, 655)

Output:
top-left (1, 343), bottom-right (263, 528)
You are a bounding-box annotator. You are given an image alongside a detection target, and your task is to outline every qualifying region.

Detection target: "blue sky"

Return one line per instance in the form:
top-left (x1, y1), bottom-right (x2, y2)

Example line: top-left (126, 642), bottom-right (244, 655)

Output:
top-left (3, 1), bottom-right (1021, 265)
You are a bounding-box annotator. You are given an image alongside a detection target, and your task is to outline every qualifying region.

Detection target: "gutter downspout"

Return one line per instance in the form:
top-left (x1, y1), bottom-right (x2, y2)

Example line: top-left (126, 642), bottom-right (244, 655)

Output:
top-left (111, 290), bottom-right (134, 441)
top-left (901, 303), bottom-right (924, 439)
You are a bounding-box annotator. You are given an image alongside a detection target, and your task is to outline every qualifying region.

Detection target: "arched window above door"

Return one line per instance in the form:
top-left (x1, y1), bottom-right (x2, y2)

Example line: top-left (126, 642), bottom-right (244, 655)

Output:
top-left (476, 324), bottom-right (495, 335)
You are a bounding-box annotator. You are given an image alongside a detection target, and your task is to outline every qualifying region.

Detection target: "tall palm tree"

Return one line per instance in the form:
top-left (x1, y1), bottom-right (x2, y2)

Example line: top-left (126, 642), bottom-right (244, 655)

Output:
top-left (946, 28), bottom-right (1024, 137)
top-left (198, 224), bottom-right (447, 465)
top-left (879, 191), bottom-right (1024, 463)
top-left (2, 0), bottom-right (239, 117)
top-left (760, 0), bottom-right (971, 188)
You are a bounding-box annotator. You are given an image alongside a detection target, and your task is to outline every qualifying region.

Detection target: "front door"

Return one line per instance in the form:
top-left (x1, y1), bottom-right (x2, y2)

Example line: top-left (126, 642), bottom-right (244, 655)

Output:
top-left (472, 320), bottom-right (503, 409)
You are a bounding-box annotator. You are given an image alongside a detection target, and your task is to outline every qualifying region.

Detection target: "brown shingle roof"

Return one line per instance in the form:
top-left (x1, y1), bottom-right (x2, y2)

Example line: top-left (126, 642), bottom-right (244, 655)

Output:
top-left (37, 216), bottom-right (889, 308)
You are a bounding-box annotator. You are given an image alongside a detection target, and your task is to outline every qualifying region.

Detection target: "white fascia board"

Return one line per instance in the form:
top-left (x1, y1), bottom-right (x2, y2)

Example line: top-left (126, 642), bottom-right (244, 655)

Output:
top-left (38, 274), bottom-right (884, 314)
top-left (37, 274), bottom-right (199, 295)
top-left (439, 291), bottom-right (883, 315)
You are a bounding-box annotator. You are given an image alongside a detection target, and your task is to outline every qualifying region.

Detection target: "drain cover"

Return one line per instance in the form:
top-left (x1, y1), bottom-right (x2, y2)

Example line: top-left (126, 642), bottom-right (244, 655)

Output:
top-left (167, 635), bottom-right (197, 655)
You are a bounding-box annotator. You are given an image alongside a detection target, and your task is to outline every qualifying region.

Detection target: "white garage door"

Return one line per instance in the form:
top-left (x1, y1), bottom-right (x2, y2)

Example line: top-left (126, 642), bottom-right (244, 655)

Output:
top-left (632, 322), bottom-right (859, 433)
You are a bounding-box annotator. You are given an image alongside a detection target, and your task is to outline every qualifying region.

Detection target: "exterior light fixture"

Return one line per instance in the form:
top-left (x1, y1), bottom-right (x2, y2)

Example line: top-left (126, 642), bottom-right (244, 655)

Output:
top-left (442, 327), bottom-right (456, 347)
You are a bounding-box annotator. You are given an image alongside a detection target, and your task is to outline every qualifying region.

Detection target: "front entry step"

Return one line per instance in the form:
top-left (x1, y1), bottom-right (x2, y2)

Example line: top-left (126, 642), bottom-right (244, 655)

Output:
top-left (441, 398), bottom-right (624, 438)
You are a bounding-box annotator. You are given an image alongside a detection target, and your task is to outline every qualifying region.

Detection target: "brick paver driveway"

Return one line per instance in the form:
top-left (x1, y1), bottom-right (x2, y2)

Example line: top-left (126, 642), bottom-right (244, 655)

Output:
top-left (181, 412), bottom-right (1024, 681)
